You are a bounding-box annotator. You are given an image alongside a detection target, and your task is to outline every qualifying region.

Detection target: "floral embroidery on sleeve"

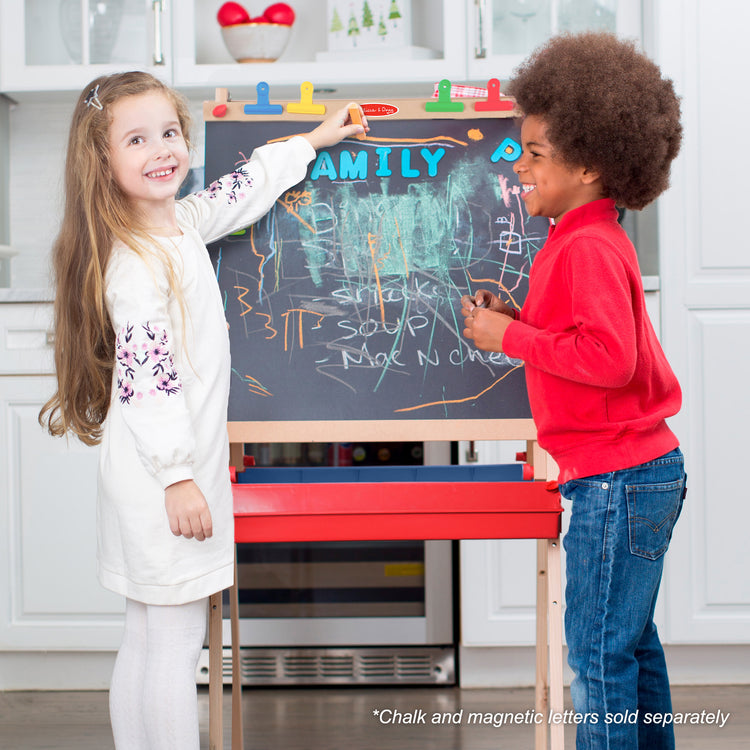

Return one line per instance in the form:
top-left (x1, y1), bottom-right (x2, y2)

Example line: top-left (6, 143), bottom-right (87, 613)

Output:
top-left (197, 168), bottom-right (253, 205)
top-left (116, 322), bottom-right (182, 405)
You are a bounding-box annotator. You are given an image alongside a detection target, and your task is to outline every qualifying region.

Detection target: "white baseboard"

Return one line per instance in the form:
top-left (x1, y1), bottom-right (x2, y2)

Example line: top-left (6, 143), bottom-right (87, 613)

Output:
top-left (458, 644), bottom-right (750, 688)
top-left (0, 651), bottom-right (116, 690)
top-left (459, 646), bottom-right (571, 688)
top-left (2, 645), bottom-right (749, 690)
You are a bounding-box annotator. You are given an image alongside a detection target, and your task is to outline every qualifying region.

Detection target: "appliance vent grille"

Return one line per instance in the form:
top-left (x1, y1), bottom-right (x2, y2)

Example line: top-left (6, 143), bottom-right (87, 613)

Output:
top-left (397, 654), bottom-right (434, 678)
top-left (241, 654), bottom-right (277, 679)
top-left (198, 646), bottom-right (454, 686)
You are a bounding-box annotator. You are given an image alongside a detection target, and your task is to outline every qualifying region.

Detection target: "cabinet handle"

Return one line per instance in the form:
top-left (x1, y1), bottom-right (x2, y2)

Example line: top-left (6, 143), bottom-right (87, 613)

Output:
top-left (46, 331), bottom-right (55, 347)
top-left (153, 0), bottom-right (165, 66)
top-left (474, 0), bottom-right (488, 59)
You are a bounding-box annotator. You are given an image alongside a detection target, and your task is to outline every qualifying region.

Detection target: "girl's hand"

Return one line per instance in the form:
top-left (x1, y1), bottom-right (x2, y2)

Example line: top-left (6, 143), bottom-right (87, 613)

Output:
top-left (303, 102), bottom-right (369, 150)
top-left (462, 305), bottom-right (516, 353)
top-left (165, 479), bottom-right (213, 542)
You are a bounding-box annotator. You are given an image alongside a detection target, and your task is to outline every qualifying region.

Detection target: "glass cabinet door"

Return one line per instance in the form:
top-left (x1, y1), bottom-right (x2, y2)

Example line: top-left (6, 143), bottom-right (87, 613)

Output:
top-left (1, 0), bottom-right (172, 93)
top-left (469, 0), bottom-right (641, 81)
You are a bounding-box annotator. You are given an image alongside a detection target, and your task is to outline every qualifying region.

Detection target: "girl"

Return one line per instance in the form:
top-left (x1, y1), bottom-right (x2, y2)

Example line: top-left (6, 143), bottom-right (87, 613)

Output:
top-left (39, 71), bottom-right (367, 749)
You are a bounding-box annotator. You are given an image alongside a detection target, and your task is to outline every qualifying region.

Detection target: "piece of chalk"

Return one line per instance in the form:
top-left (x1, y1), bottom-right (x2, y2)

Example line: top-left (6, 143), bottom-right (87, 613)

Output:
top-left (348, 105), bottom-right (366, 140)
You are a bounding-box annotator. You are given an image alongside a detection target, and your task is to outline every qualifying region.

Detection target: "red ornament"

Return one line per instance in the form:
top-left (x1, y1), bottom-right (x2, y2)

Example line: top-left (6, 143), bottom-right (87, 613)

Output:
top-left (217, 2), bottom-right (251, 27)
top-left (263, 3), bottom-right (295, 25)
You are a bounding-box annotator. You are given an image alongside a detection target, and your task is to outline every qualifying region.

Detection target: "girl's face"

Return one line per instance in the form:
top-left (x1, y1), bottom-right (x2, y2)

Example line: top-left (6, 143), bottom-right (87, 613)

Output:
top-left (108, 91), bottom-right (189, 229)
top-left (513, 115), bottom-right (600, 223)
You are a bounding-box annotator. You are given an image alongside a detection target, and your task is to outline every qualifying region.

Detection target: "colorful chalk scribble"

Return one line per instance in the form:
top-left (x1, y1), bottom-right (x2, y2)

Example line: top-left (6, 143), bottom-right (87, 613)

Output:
top-left (206, 118), bottom-right (548, 423)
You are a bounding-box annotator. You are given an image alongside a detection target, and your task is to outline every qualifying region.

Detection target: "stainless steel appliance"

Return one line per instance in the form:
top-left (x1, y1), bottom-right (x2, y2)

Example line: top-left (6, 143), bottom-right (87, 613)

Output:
top-left (197, 442), bottom-right (456, 685)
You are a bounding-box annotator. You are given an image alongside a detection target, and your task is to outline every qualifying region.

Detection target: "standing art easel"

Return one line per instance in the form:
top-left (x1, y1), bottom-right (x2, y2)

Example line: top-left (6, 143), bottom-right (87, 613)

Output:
top-left (202, 81), bottom-right (563, 750)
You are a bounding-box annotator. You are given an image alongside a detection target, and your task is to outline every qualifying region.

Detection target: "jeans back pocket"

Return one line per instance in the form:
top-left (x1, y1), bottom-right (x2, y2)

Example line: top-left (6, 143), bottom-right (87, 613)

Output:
top-left (626, 479), bottom-right (685, 560)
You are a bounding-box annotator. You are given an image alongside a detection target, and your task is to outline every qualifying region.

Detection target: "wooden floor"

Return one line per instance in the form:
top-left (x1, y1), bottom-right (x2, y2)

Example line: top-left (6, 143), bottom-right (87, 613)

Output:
top-left (1, 684), bottom-right (748, 749)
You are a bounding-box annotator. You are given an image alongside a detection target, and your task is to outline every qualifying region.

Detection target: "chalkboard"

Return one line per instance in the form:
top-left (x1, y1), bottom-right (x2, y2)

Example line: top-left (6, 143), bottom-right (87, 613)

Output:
top-left (204, 100), bottom-right (549, 442)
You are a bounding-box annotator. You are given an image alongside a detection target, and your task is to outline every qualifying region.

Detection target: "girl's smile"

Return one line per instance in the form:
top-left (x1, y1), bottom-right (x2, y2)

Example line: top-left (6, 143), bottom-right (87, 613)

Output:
top-left (146, 167), bottom-right (178, 179)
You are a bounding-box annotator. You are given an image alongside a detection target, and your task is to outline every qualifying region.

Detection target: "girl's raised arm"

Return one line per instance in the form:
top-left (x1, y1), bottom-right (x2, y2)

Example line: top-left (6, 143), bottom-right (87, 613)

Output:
top-left (303, 102), bottom-right (369, 150)
top-left (178, 103), bottom-right (368, 246)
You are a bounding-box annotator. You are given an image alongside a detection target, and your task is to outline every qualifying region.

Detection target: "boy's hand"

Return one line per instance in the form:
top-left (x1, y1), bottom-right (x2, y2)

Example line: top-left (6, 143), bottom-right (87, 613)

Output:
top-left (460, 290), bottom-right (514, 317)
top-left (462, 306), bottom-right (515, 353)
top-left (303, 102), bottom-right (369, 150)
top-left (165, 479), bottom-right (213, 541)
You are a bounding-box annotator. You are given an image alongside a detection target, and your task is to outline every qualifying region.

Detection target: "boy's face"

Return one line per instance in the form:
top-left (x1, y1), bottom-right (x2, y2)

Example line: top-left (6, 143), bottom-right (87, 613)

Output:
top-left (514, 115), bottom-right (601, 223)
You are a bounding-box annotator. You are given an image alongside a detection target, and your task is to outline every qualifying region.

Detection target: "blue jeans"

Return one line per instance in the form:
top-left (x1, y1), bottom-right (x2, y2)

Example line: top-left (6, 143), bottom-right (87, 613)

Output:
top-left (561, 448), bottom-right (686, 750)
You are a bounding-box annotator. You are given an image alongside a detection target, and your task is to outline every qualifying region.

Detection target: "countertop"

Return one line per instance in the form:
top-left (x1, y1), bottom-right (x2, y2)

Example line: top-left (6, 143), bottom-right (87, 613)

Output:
top-left (0, 288), bottom-right (53, 303)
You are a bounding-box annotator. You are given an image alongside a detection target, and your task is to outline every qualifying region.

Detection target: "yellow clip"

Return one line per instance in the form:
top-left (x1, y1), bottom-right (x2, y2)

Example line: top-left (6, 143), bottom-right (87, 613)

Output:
top-left (287, 81), bottom-right (326, 115)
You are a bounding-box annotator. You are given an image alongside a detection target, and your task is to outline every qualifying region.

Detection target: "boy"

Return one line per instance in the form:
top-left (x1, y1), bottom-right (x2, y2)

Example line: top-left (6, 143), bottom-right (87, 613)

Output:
top-left (461, 32), bottom-right (686, 750)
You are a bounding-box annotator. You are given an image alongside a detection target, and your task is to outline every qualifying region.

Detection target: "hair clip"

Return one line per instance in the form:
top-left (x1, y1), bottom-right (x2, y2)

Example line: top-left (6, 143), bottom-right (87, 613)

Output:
top-left (84, 84), bottom-right (103, 111)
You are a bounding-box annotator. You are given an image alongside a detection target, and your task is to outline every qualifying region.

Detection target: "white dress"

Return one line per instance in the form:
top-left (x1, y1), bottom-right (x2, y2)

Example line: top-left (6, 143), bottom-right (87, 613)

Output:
top-left (97, 136), bottom-right (315, 605)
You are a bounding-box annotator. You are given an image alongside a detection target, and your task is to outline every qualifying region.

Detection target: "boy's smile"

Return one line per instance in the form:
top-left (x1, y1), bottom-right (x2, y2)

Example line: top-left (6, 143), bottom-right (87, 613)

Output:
top-left (514, 115), bottom-right (603, 223)
top-left (108, 91), bottom-right (189, 233)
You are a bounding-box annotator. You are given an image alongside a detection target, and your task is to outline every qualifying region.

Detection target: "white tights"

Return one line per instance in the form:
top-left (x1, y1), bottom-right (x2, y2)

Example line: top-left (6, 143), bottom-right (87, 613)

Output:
top-left (109, 597), bottom-right (208, 750)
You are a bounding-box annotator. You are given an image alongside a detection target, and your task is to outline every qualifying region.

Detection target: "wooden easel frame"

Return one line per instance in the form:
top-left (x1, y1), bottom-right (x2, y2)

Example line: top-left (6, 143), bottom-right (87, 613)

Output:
top-left (204, 90), bottom-right (563, 749)
top-left (208, 438), bottom-right (564, 750)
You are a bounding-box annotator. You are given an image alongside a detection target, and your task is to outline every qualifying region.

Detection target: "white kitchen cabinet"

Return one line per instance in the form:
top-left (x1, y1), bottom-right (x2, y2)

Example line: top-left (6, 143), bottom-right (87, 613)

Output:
top-left (0, 304), bottom-right (123, 652)
top-left (655, 0), bottom-right (750, 645)
top-left (467, 0), bottom-right (643, 82)
top-left (1, 1), bottom-right (644, 96)
top-left (459, 440), bottom-right (542, 648)
top-left (0, 0), bottom-right (463, 94)
top-left (0, 0), bottom-right (172, 93)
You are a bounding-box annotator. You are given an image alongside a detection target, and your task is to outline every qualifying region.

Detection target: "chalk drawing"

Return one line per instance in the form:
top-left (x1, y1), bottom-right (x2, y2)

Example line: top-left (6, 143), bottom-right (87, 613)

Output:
top-left (207, 120), bottom-right (548, 422)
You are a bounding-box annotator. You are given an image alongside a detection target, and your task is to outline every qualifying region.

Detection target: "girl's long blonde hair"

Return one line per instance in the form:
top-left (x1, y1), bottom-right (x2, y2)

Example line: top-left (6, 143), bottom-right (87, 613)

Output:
top-left (39, 72), bottom-right (193, 445)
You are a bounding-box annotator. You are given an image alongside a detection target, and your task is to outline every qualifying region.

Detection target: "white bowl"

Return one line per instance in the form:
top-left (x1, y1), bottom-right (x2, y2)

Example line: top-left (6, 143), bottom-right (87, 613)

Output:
top-left (220, 22), bottom-right (292, 63)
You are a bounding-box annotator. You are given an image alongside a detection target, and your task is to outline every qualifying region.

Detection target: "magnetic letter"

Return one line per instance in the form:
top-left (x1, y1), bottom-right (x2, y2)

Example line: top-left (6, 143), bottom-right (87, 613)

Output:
top-left (491, 138), bottom-right (522, 163)
top-left (310, 151), bottom-right (338, 180)
top-left (420, 147), bottom-right (446, 177)
top-left (339, 150), bottom-right (368, 180)
top-left (401, 149), bottom-right (420, 178)
top-left (375, 146), bottom-right (392, 177)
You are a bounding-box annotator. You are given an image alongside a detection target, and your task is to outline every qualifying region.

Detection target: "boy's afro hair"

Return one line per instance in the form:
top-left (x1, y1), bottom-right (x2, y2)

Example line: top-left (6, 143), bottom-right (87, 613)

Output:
top-left (506, 32), bottom-right (682, 210)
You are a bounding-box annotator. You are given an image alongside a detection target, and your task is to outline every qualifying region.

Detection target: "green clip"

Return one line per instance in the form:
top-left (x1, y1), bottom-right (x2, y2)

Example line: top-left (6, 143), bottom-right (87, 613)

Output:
top-left (425, 79), bottom-right (465, 113)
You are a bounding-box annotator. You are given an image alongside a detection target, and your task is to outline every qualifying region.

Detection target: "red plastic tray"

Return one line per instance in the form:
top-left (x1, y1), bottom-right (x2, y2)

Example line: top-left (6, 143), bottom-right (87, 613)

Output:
top-left (233, 480), bottom-right (562, 543)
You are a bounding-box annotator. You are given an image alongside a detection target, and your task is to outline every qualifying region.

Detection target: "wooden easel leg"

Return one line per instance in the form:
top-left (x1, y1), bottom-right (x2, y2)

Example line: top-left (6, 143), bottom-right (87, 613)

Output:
top-left (535, 538), bottom-right (549, 750)
top-left (230, 553), bottom-right (244, 750)
top-left (547, 537), bottom-right (564, 750)
top-left (208, 591), bottom-right (224, 750)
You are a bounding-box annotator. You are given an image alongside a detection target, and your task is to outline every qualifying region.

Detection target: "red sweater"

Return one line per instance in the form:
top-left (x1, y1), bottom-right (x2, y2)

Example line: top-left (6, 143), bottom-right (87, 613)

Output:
top-left (503, 199), bottom-right (681, 483)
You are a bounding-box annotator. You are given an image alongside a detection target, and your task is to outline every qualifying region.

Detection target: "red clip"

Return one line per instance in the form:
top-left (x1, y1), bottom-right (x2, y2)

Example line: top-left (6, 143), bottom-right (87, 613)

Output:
top-left (515, 451), bottom-right (527, 462)
top-left (243, 455), bottom-right (256, 467)
top-left (523, 463), bottom-right (534, 481)
top-left (229, 466), bottom-right (237, 483)
top-left (546, 481), bottom-right (559, 492)
top-left (474, 78), bottom-right (515, 112)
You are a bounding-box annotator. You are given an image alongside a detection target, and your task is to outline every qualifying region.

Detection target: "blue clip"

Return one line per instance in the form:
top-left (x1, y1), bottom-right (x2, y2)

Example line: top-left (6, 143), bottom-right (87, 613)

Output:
top-left (244, 82), bottom-right (284, 115)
